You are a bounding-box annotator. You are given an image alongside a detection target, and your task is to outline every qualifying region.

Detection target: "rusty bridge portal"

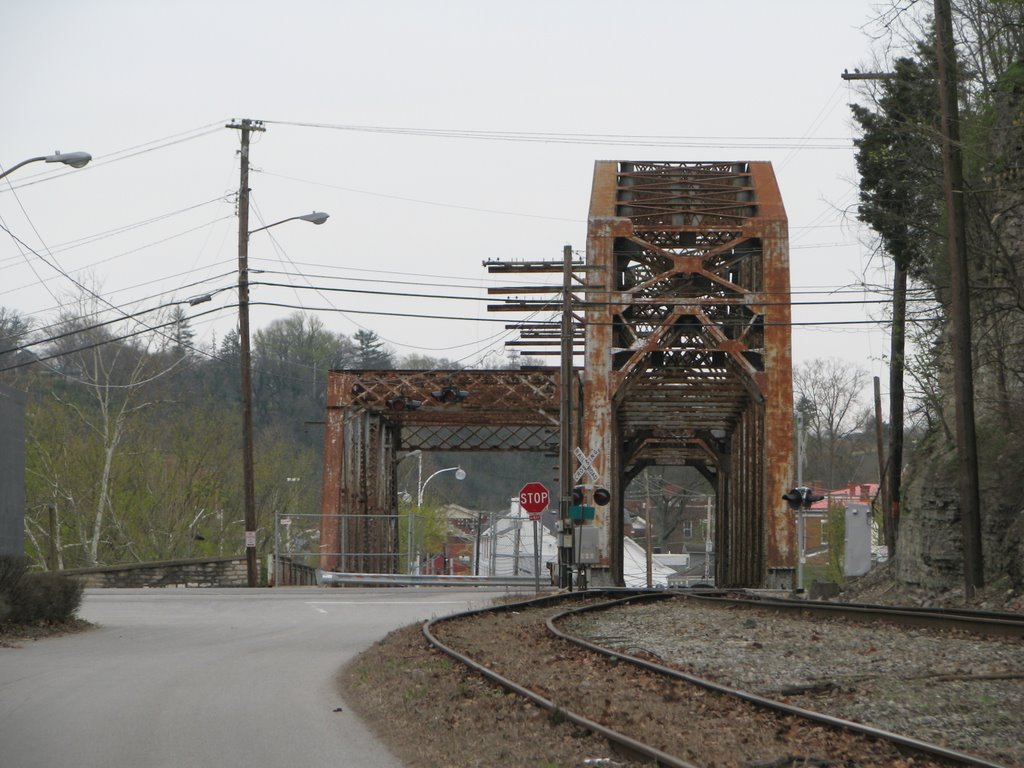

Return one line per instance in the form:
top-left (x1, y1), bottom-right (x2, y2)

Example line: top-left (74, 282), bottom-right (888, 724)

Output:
top-left (320, 161), bottom-right (795, 588)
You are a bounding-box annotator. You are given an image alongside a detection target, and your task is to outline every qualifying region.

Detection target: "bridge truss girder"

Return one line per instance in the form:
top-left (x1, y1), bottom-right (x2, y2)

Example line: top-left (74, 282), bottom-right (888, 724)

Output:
top-left (319, 160), bottom-right (796, 589)
top-left (319, 369), bottom-right (562, 573)
top-left (582, 161), bottom-right (794, 588)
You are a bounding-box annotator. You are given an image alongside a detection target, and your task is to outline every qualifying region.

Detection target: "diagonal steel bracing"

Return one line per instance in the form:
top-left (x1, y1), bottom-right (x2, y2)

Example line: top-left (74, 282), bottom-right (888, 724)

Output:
top-left (582, 161), bottom-right (794, 587)
top-left (319, 369), bottom-right (562, 573)
top-left (319, 161), bottom-right (795, 588)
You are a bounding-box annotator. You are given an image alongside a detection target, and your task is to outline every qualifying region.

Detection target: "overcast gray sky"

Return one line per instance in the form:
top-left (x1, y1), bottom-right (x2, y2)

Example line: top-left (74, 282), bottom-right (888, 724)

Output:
top-left (2, 1), bottom-right (905, 376)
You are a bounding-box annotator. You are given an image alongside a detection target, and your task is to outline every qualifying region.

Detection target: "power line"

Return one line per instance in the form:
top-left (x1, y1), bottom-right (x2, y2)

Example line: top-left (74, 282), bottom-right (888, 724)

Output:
top-left (0, 123), bottom-right (226, 193)
top-left (248, 277), bottom-right (939, 310)
top-left (0, 195), bottom-right (232, 270)
top-left (251, 299), bottom-right (938, 329)
top-left (0, 306), bottom-right (226, 374)
top-left (263, 120), bottom-right (854, 150)
top-left (0, 215), bottom-right (236, 302)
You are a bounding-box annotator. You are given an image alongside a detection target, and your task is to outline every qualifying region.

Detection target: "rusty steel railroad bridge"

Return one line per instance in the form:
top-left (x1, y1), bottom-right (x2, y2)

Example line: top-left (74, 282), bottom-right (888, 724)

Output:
top-left (319, 160), bottom-right (795, 588)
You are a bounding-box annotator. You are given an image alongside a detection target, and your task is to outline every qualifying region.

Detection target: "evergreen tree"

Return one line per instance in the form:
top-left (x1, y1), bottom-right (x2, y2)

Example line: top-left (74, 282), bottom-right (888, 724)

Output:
top-left (353, 329), bottom-right (394, 370)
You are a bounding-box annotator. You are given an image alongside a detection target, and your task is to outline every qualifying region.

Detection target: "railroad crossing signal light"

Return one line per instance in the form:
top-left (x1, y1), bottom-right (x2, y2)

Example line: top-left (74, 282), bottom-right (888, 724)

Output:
top-left (385, 396), bottom-right (421, 412)
top-left (431, 386), bottom-right (469, 404)
top-left (572, 485), bottom-right (585, 506)
top-left (592, 486), bottom-right (611, 506)
top-left (782, 488), bottom-right (804, 510)
top-left (782, 486), bottom-right (824, 510)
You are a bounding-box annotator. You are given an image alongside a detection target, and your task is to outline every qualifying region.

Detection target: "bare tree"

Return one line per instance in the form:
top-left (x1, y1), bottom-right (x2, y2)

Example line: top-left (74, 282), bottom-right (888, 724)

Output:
top-left (34, 291), bottom-right (175, 565)
top-left (794, 359), bottom-right (872, 490)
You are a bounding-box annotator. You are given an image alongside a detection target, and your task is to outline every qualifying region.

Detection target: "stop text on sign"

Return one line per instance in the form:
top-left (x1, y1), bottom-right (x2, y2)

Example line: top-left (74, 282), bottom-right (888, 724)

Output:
top-left (518, 482), bottom-right (550, 517)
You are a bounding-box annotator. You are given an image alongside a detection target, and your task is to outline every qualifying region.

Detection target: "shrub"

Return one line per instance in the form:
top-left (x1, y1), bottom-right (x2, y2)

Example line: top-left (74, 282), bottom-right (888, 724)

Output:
top-left (0, 555), bottom-right (29, 623)
top-left (0, 555), bottom-right (27, 594)
top-left (2, 570), bottom-right (84, 625)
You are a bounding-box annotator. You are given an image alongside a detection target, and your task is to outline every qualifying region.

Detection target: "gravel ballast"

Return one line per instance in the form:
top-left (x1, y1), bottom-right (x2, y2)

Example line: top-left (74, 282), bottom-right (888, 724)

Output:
top-left (563, 597), bottom-right (1024, 767)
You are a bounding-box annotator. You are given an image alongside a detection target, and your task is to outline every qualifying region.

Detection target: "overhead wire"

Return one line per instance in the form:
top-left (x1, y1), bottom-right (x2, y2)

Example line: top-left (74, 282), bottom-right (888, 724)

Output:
top-left (0, 305), bottom-right (226, 374)
top-left (0, 123), bottom-right (227, 193)
top-left (0, 116), bottom-right (949, 380)
top-left (0, 214), bottom-right (236, 303)
top-left (257, 169), bottom-right (582, 224)
top-left (263, 120), bottom-right (854, 150)
top-left (0, 194), bottom-right (232, 270)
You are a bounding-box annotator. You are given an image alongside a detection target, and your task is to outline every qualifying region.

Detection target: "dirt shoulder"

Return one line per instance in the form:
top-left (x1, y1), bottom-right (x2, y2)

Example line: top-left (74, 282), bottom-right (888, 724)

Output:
top-left (0, 618), bottom-right (94, 648)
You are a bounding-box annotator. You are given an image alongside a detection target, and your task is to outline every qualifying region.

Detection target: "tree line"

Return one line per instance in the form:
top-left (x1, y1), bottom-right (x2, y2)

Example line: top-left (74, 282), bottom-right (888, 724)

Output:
top-left (0, 300), bottom-right (543, 570)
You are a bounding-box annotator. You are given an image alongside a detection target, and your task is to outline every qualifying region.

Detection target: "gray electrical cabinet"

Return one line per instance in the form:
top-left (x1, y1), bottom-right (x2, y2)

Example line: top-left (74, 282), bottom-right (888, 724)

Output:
top-left (574, 526), bottom-right (599, 564)
top-left (844, 507), bottom-right (872, 577)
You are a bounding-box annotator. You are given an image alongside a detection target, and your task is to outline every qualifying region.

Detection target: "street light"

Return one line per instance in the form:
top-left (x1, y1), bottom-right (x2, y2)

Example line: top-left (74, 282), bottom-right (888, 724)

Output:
top-left (249, 211), bottom-right (329, 234)
top-left (239, 211), bottom-right (327, 587)
top-left (413, 465), bottom-right (466, 576)
top-left (418, 466), bottom-right (467, 508)
top-left (238, 206), bottom-right (327, 587)
top-left (0, 151), bottom-right (92, 182)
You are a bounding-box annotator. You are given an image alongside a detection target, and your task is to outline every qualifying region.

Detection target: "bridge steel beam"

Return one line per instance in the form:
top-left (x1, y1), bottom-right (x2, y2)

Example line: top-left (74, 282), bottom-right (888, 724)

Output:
top-left (319, 369), bottom-right (562, 573)
top-left (320, 161), bottom-right (795, 589)
top-left (582, 161), bottom-right (794, 588)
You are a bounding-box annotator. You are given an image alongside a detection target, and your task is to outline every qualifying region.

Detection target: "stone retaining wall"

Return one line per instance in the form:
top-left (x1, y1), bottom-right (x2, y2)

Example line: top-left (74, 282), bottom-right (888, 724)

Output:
top-left (61, 557), bottom-right (250, 588)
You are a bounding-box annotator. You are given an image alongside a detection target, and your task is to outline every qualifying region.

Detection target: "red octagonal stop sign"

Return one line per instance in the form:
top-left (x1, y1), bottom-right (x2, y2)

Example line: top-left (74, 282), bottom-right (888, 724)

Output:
top-left (519, 482), bottom-right (549, 519)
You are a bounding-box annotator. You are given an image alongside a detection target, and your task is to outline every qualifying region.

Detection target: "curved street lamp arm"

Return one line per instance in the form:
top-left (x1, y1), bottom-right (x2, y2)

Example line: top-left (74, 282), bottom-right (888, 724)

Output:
top-left (0, 151), bottom-right (92, 182)
top-left (417, 466), bottom-right (465, 507)
top-left (248, 211), bottom-right (329, 236)
top-left (0, 156), bottom-right (47, 181)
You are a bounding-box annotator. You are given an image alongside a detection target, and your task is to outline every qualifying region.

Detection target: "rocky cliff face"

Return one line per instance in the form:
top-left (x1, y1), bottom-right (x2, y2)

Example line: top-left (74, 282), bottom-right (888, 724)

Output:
top-left (899, 432), bottom-right (1024, 592)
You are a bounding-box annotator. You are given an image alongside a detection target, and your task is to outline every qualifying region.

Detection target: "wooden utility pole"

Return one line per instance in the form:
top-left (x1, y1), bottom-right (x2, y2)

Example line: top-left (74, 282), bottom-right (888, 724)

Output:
top-left (228, 118), bottom-right (265, 588)
top-left (873, 377), bottom-right (892, 551)
top-left (558, 244), bottom-right (574, 588)
top-left (934, 0), bottom-right (983, 597)
top-left (889, 262), bottom-right (907, 553)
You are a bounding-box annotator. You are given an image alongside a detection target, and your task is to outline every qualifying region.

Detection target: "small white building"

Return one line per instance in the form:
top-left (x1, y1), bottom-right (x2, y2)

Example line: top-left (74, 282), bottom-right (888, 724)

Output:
top-left (622, 536), bottom-right (677, 587)
top-left (476, 498), bottom-right (559, 577)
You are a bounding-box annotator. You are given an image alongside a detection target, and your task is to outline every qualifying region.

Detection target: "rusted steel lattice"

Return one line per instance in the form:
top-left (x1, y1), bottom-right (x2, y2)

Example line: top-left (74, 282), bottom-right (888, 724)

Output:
top-left (320, 160), bottom-right (795, 587)
top-left (319, 369), bottom-right (561, 572)
top-left (581, 161), bottom-right (794, 587)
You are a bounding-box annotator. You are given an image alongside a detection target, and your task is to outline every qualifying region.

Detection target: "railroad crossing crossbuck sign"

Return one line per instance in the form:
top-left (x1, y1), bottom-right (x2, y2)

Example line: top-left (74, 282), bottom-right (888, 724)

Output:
top-left (519, 482), bottom-right (549, 521)
top-left (573, 446), bottom-right (600, 484)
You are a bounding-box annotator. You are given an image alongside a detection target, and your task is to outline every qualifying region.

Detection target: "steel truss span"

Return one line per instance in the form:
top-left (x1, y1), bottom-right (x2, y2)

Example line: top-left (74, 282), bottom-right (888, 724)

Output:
top-left (582, 161), bottom-right (794, 587)
top-left (319, 369), bottom-right (562, 573)
top-left (319, 161), bottom-right (794, 588)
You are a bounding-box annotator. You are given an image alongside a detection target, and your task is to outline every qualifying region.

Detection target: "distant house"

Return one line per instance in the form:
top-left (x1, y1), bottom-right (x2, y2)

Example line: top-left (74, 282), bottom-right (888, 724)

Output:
top-left (800, 482), bottom-right (880, 565)
top-left (426, 503), bottom-right (488, 575)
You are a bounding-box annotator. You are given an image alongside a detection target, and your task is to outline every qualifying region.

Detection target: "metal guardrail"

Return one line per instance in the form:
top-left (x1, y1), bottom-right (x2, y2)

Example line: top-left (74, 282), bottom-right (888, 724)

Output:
top-left (317, 570), bottom-right (548, 588)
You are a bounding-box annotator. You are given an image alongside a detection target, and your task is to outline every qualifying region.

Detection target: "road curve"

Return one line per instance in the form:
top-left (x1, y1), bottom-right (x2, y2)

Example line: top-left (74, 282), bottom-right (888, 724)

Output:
top-left (0, 587), bottom-right (487, 768)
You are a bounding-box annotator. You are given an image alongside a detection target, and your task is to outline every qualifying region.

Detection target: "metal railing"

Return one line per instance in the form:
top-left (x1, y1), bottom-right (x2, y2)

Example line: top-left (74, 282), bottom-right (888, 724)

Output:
top-left (317, 570), bottom-right (549, 588)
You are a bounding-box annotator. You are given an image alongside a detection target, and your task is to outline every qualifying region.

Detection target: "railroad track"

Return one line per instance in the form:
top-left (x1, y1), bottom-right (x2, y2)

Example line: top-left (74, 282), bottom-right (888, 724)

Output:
top-left (707, 591), bottom-right (1024, 639)
top-left (424, 591), bottom-right (1019, 767)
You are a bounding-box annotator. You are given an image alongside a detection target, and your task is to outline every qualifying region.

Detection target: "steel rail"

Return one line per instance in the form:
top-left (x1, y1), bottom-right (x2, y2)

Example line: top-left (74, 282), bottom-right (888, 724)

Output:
top-left (688, 591), bottom-right (1024, 639)
top-left (422, 590), bottom-right (699, 768)
top-left (548, 593), bottom-right (1010, 768)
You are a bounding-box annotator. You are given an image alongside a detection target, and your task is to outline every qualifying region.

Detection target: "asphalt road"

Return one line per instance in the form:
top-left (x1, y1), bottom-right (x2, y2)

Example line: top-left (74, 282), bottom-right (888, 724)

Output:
top-left (0, 587), bottom-right (489, 768)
